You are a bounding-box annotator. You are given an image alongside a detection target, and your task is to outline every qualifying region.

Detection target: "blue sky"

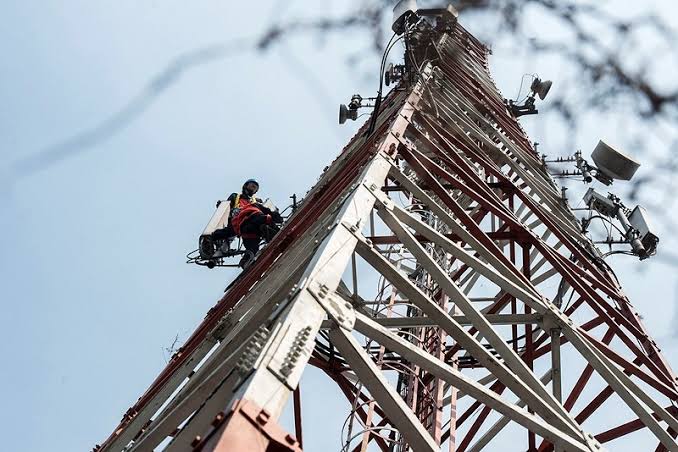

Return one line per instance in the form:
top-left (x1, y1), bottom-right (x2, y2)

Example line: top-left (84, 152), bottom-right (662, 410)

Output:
top-left (2, 1), bottom-right (677, 451)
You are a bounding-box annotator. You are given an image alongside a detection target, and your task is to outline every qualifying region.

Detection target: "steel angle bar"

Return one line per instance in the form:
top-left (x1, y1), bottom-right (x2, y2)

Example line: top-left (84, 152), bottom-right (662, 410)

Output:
top-left (100, 210), bottom-right (331, 452)
top-left (212, 151), bottom-right (398, 418)
top-left (101, 338), bottom-right (219, 452)
top-left (320, 314), bottom-right (541, 330)
top-left (455, 266), bottom-right (476, 288)
top-left (467, 371), bottom-right (553, 452)
top-left (353, 313), bottom-right (591, 452)
top-left (584, 336), bottom-right (678, 432)
top-left (379, 191), bottom-right (544, 309)
top-left (564, 328), bottom-right (615, 412)
top-left (532, 267), bottom-right (560, 286)
top-left (388, 163), bottom-right (540, 300)
top-left (352, 236), bottom-right (584, 442)
top-left (145, 250), bottom-right (314, 436)
top-left (461, 270), bottom-right (482, 295)
top-left (551, 329), bottom-right (563, 403)
top-left (593, 406), bottom-right (678, 445)
top-left (580, 330), bottom-right (678, 399)
top-left (538, 245), bottom-right (675, 386)
top-left (328, 327), bottom-right (439, 452)
top-left (528, 250), bottom-right (562, 279)
top-left (293, 386), bottom-right (303, 449)
top-left (394, 148), bottom-right (530, 288)
top-left (401, 135), bottom-right (524, 236)
top-left (444, 374), bottom-right (498, 405)
top-left (419, 112), bottom-right (588, 255)
top-left (163, 374), bottom-right (243, 451)
top-left (557, 320), bottom-right (678, 449)
top-left (129, 330), bottom-right (261, 452)
top-left (373, 204), bottom-right (588, 440)
top-left (422, 116), bottom-right (607, 283)
top-left (127, 337), bottom-right (250, 451)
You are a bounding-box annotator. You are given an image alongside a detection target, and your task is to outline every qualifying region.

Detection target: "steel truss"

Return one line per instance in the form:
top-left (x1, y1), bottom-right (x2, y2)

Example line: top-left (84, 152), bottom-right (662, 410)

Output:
top-left (96, 19), bottom-right (678, 452)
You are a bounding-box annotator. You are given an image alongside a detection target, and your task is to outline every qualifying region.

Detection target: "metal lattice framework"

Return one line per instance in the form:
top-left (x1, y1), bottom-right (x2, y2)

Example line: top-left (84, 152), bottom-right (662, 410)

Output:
top-left (95, 17), bottom-right (678, 452)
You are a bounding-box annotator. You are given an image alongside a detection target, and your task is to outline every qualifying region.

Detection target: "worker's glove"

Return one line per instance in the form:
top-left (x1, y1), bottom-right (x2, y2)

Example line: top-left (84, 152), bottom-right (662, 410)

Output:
top-left (271, 211), bottom-right (283, 224)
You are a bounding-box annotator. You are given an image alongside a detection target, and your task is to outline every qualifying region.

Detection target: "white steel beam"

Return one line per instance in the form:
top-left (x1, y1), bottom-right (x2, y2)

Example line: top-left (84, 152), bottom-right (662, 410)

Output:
top-left (329, 327), bottom-right (439, 452)
top-left (353, 235), bottom-right (586, 442)
top-left (353, 313), bottom-right (591, 452)
top-left (374, 197), bottom-right (587, 440)
top-left (467, 371), bottom-right (553, 452)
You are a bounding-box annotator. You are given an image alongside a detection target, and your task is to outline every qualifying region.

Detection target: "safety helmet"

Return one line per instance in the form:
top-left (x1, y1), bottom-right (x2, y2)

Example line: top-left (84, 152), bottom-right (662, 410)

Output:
top-left (243, 179), bottom-right (259, 189)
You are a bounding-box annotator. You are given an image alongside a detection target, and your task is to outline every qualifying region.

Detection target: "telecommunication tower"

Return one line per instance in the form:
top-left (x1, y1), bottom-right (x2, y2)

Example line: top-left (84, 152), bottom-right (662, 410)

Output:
top-left (95, 4), bottom-right (678, 451)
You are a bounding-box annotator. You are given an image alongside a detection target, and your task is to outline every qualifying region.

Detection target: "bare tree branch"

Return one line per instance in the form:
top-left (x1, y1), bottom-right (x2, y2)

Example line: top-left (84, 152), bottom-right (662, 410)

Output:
top-left (8, 1), bottom-right (678, 243)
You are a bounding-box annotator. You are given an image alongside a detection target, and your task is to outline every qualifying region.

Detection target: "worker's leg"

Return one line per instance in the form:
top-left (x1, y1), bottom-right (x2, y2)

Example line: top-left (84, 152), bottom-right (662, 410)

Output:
top-left (245, 213), bottom-right (270, 228)
top-left (237, 236), bottom-right (259, 269)
top-left (242, 213), bottom-right (279, 243)
top-left (241, 237), bottom-right (260, 254)
top-left (238, 219), bottom-right (263, 269)
top-left (208, 225), bottom-right (236, 258)
top-left (212, 225), bottom-right (236, 240)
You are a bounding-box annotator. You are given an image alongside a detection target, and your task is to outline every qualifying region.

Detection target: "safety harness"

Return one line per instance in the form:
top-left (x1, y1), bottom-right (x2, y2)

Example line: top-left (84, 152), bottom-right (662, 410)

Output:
top-left (231, 194), bottom-right (263, 239)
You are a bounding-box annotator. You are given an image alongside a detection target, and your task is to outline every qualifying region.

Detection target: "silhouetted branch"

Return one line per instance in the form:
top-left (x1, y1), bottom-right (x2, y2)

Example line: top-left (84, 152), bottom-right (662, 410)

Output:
top-left (10, 39), bottom-right (250, 180)
top-left (9, 1), bottom-right (678, 244)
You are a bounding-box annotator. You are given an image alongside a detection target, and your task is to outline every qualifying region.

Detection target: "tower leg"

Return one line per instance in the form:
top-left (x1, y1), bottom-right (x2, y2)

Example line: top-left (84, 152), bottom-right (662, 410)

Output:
top-left (196, 399), bottom-right (302, 452)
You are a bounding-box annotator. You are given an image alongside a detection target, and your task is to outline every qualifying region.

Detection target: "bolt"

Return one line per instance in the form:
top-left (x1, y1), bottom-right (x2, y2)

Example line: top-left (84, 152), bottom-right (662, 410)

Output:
top-left (191, 436), bottom-right (202, 447)
top-left (211, 412), bottom-right (225, 427)
top-left (257, 410), bottom-right (271, 425)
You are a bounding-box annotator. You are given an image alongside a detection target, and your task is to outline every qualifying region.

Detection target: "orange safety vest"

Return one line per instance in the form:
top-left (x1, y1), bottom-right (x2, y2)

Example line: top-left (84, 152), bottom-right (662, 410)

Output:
top-left (231, 195), bottom-right (261, 238)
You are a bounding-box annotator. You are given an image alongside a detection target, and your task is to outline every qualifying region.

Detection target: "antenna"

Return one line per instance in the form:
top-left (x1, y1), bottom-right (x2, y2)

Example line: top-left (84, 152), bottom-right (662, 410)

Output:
top-left (508, 76), bottom-right (553, 117)
top-left (392, 0), bottom-right (418, 34)
top-left (590, 140), bottom-right (640, 184)
top-left (338, 95), bottom-right (378, 124)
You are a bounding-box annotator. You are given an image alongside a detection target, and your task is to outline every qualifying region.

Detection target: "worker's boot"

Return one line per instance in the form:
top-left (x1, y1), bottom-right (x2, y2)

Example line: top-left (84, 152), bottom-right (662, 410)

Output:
top-left (260, 224), bottom-right (280, 242)
top-left (238, 250), bottom-right (255, 269)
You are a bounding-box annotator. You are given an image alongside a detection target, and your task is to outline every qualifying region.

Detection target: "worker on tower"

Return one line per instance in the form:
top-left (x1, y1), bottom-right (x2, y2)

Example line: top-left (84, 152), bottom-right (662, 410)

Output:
top-left (210, 179), bottom-right (282, 268)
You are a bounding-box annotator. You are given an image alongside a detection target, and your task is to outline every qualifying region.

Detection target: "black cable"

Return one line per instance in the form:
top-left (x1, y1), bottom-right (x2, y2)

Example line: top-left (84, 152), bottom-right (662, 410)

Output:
top-left (588, 215), bottom-right (626, 236)
top-left (366, 33), bottom-right (401, 136)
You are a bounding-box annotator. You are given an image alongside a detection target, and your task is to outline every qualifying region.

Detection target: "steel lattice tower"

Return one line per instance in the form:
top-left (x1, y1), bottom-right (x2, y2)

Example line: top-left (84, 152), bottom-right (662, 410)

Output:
top-left (95, 10), bottom-right (678, 452)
